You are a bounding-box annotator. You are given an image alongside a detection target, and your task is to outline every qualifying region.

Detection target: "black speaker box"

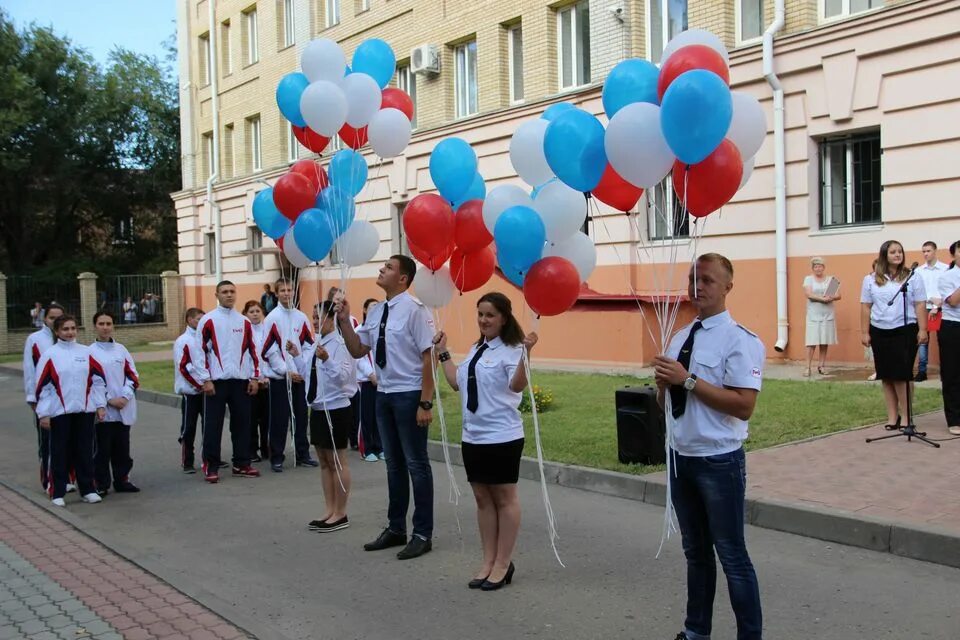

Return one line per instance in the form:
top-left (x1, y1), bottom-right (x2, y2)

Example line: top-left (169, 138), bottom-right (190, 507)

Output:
top-left (615, 385), bottom-right (666, 465)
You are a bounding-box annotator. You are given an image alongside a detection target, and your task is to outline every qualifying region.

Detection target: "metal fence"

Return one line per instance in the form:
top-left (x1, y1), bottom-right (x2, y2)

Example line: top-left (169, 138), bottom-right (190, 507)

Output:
top-left (99, 274), bottom-right (165, 325)
top-left (7, 276), bottom-right (82, 330)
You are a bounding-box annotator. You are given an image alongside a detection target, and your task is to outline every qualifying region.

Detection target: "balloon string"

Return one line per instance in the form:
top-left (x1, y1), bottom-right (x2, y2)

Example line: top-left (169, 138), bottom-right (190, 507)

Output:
top-left (430, 308), bottom-right (463, 542)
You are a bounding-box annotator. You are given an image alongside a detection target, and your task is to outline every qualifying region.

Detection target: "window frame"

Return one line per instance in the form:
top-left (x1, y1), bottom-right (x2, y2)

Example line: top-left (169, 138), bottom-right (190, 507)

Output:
top-left (287, 121), bottom-right (299, 162)
top-left (205, 232), bottom-right (217, 275)
top-left (199, 32), bottom-right (212, 86)
top-left (223, 123), bottom-right (235, 179)
top-left (248, 116), bottom-right (262, 172)
top-left (646, 179), bottom-right (690, 241)
top-left (818, 131), bottom-right (883, 230)
top-left (454, 40), bottom-right (479, 119)
top-left (507, 23), bottom-right (524, 104)
top-left (325, 0), bottom-right (341, 28)
top-left (245, 8), bottom-right (259, 65)
top-left (819, 0), bottom-right (884, 23)
top-left (396, 64), bottom-right (417, 128)
top-left (202, 132), bottom-right (214, 179)
top-left (735, 0), bottom-right (764, 46)
top-left (646, 0), bottom-right (689, 64)
top-left (557, 0), bottom-right (591, 90)
top-left (283, 0), bottom-right (296, 47)
top-left (249, 226), bottom-right (264, 272)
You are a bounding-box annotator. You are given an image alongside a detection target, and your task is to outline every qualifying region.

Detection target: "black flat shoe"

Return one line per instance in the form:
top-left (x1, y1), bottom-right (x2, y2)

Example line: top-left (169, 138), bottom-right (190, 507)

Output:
top-left (396, 536), bottom-right (432, 560)
top-left (114, 482), bottom-right (140, 493)
top-left (468, 575), bottom-right (489, 589)
top-left (296, 458), bottom-right (319, 468)
top-left (480, 562), bottom-right (514, 591)
top-left (363, 528), bottom-right (407, 552)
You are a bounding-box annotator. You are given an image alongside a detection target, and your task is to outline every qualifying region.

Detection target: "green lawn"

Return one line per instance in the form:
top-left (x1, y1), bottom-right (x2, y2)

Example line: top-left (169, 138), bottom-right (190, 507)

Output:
top-left (132, 363), bottom-right (943, 475)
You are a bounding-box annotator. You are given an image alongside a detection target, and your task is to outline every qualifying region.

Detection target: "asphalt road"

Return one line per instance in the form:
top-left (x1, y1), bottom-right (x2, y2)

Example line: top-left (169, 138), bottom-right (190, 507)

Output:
top-left (1, 374), bottom-right (957, 640)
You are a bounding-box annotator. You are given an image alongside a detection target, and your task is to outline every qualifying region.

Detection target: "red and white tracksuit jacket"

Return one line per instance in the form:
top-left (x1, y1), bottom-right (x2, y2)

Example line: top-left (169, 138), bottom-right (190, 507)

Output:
top-left (90, 340), bottom-right (140, 426)
top-left (34, 341), bottom-right (107, 419)
top-left (23, 326), bottom-right (55, 404)
top-left (173, 327), bottom-right (204, 395)
top-left (191, 306), bottom-right (260, 382)
top-left (261, 305), bottom-right (313, 380)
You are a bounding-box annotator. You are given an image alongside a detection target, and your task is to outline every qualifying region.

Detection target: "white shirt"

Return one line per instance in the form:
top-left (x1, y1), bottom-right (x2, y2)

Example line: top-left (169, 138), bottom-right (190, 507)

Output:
top-left (456, 337), bottom-right (525, 445)
top-left (297, 330), bottom-right (357, 410)
top-left (261, 305), bottom-right (313, 380)
top-left (917, 261), bottom-right (949, 309)
top-left (192, 306), bottom-right (260, 381)
top-left (357, 291), bottom-right (435, 394)
top-left (860, 273), bottom-right (927, 329)
top-left (665, 311), bottom-right (765, 457)
top-left (939, 267), bottom-right (960, 323)
top-left (34, 341), bottom-right (107, 419)
top-left (90, 340), bottom-right (139, 426)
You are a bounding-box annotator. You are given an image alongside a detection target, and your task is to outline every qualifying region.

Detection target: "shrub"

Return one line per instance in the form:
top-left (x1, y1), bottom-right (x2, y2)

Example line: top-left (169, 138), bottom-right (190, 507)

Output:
top-left (519, 384), bottom-right (554, 413)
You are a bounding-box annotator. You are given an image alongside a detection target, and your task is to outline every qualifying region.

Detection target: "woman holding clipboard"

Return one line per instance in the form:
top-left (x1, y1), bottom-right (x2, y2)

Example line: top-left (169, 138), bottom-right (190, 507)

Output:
top-left (803, 257), bottom-right (841, 377)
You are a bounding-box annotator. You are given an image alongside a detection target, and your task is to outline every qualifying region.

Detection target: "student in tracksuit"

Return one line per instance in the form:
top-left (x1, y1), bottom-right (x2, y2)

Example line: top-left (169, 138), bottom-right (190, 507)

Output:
top-left (174, 307), bottom-right (205, 473)
top-left (23, 303), bottom-right (65, 491)
top-left (191, 280), bottom-right (262, 483)
top-left (89, 311), bottom-right (140, 495)
top-left (243, 300), bottom-right (270, 463)
top-left (34, 315), bottom-right (106, 507)
top-left (261, 277), bottom-right (318, 472)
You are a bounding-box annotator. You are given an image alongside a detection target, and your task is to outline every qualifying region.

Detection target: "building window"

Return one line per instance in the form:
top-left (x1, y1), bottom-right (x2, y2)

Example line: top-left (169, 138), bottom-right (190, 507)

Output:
top-left (557, 1), bottom-right (590, 89)
top-left (325, 0), bottom-right (341, 27)
top-left (647, 0), bottom-right (688, 64)
top-left (220, 20), bottom-right (232, 74)
top-left (507, 24), bottom-right (524, 103)
top-left (247, 115), bottom-right (262, 172)
top-left (283, 0), bottom-right (295, 47)
top-left (647, 179), bottom-right (689, 240)
top-left (199, 33), bottom-right (211, 86)
top-left (223, 124), bottom-right (235, 179)
top-left (396, 64), bottom-right (417, 128)
top-left (244, 7), bottom-right (259, 65)
top-left (454, 40), bottom-right (478, 119)
top-left (249, 227), bottom-right (264, 271)
top-left (202, 132), bottom-right (214, 179)
top-left (819, 131), bottom-right (882, 229)
top-left (287, 121), bottom-right (299, 162)
top-left (357, 0), bottom-right (371, 12)
top-left (393, 203), bottom-right (410, 255)
top-left (821, 0), bottom-right (883, 21)
top-left (205, 233), bottom-right (217, 275)
top-left (737, 0), bottom-right (764, 43)
top-left (113, 217), bottom-right (135, 245)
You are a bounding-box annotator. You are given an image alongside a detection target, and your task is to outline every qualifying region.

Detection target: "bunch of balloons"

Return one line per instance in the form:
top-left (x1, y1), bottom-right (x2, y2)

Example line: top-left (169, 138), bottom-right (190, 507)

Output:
top-left (275, 37), bottom-right (415, 159)
top-left (403, 139), bottom-right (496, 308)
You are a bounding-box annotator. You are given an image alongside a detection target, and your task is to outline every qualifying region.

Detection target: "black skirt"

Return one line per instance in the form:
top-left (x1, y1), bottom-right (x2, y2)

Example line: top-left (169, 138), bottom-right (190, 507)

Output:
top-left (309, 406), bottom-right (354, 450)
top-left (870, 323), bottom-right (919, 382)
top-left (461, 438), bottom-right (524, 485)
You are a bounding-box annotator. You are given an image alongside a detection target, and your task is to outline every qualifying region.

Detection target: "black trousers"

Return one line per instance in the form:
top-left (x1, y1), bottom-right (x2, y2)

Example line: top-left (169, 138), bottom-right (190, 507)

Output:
top-left (250, 387), bottom-right (270, 458)
top-left (48, 413), bottom-right (96, 499)
top-left (35, 414), bottom-right (50, 490)
top-left (939, 320), bottom-right (960, 426)
top-left (267, 379), bottom-right (310, 464)
top-left (95, 421), bottom-right (133, 489)
top-left (351, 382), bottom-right (381, 455)
top-left (179, 394), bottom-right (203, 467)
top-left (203, 380), bottom-right (252, 468)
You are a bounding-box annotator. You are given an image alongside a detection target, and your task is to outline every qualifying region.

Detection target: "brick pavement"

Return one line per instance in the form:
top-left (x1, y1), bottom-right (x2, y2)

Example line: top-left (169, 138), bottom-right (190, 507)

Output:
top-left (0, 485), bottom-right (252, 640)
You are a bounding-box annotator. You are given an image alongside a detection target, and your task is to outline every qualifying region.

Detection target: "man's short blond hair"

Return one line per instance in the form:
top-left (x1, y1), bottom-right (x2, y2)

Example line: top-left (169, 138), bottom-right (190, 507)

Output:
top-left (697, 253), bottom-right (734, 278)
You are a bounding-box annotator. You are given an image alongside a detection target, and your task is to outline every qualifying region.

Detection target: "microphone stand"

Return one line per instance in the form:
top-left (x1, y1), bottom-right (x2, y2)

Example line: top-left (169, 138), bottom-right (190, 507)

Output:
top-left (866, 265), bottom-right (940, 448)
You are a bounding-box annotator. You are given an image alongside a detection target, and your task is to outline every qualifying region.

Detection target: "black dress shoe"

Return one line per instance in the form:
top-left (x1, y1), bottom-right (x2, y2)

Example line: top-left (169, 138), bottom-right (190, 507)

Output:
top-left (271, 463), bottom-right (283, 473)
top-left (396, 536), bottom-right (432, 560)
top-left (480, 562), bottom-right (514, 591)
top-left (363, 529), bottom-right (407, 552)
top-left (468, 575), bottom-right (489, 589)
top-left (296, 458), bottom-right (319, 468)
top-left (114, 481), bottom-right (140, 493)
top-left (915, 372), bottom-right (928, 382)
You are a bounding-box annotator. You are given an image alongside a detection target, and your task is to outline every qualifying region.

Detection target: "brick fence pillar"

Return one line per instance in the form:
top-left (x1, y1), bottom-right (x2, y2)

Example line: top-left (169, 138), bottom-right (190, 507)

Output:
top-left (161, 271), bottom-right (184, 340)
top-left (77, 272), bottom-right (98, 343)
top-left (0, 273), bottom-right (7, 353)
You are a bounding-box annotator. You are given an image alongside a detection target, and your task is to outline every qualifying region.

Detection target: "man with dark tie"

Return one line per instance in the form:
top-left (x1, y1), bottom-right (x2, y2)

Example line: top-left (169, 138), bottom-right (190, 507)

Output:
top-left (653, 253), bottom-right (766, 640)
top-left (337, 255), bottom-right (437, 560)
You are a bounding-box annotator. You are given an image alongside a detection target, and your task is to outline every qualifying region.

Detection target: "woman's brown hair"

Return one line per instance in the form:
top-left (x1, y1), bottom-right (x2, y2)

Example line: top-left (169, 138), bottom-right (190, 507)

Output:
top-left (242, 300), bottom-right (265, 316)
top-left (874, 240), bottom-right (908, 286)
top-left (476, 292), bottom-right (524, 347)
top-left (52, 314), bottom-right (77, 342)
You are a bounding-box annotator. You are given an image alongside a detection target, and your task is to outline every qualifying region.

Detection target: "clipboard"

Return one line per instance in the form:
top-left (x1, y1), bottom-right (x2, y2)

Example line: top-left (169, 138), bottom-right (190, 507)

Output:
top-left (824, 277), bottom-right (841, 298)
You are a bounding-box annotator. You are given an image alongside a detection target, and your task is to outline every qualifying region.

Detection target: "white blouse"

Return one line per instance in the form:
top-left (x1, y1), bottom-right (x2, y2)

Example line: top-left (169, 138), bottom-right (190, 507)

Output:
top-left (860, 273), bottom-right (927, 329)
top-left (456, 337), bottom-right (525, 445)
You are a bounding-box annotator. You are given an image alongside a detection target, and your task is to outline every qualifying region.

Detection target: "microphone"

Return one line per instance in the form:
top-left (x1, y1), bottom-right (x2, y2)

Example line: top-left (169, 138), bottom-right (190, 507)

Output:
top-left (888, 262), bottom-right (920, 306)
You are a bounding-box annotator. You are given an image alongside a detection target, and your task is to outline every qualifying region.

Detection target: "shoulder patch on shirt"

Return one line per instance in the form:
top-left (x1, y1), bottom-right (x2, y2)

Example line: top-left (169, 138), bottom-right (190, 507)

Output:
top-left (751, 367), bottom-right (762, 378)
top-left (737, 324), bottom-right (758, 338)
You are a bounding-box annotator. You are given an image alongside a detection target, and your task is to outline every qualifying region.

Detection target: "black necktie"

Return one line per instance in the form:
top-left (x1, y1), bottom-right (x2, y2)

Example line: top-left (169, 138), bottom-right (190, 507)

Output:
top-left (670, 321), bottom-right (703, 419)
top-left (375, 303), bottom-right (389, 369)
top-left (466, 343), bottom-right (489, 413)
top-left (307, 354), bottom-right (318, 404)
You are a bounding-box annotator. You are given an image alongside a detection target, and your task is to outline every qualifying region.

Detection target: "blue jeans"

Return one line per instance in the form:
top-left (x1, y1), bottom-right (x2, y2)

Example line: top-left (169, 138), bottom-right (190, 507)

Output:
top-left (670, 448), bottom-right (762, 640)
top-left (376, 390), bottom-right (434, 539)
top-left (918, 342), bottom-right (929, 374)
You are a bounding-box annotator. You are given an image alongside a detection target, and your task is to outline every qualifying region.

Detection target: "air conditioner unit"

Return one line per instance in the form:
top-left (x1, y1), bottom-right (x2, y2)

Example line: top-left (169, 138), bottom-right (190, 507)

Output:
top-left (410, 44), bottom-right (440, 75)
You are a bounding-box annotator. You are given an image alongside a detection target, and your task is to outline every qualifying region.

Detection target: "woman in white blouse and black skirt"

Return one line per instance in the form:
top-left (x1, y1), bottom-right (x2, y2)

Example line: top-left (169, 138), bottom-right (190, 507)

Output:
top-left (860, 240), bottom-right (928, 429)
top-left (434, 292), bottom-right (537, 592)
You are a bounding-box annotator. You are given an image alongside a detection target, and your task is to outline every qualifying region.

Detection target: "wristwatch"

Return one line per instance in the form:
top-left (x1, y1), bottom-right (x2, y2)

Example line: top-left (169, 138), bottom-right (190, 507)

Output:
top-left (683, 373), bottom-right (698, 391)
top-left (419, 400), bottom-right (433, 410)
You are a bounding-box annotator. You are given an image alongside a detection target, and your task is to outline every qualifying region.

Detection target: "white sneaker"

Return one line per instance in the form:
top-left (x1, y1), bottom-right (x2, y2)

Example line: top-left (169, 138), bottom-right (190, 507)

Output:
top-left (66, 483), bottom-right (77, 493)
top-left (81, 493), bottom-right (102, 504)
top-left (51, 498), bottom-right (66, 507)
top-left (949, 426), bottom-right (960, 436)
top-left (363, 453), bottom-right (378, 462)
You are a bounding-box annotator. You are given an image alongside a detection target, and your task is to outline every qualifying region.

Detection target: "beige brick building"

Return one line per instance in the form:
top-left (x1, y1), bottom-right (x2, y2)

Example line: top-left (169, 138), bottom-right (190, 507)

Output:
top-left (173, 0), bottom-right (959, 368)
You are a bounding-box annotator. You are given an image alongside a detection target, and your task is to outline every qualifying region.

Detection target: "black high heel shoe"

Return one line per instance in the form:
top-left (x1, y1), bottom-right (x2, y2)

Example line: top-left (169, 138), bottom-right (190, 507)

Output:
top-left (468, 575), bottom-right (489, 589)
top-left (885, 415), bottom-right (903, 431)
top-left (480, 562), bottom-right (515, 591)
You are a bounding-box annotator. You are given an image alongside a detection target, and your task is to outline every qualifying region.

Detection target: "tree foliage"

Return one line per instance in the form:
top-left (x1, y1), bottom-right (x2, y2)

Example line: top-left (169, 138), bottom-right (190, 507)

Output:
top-left (0, 11), bottom-right (180, 277)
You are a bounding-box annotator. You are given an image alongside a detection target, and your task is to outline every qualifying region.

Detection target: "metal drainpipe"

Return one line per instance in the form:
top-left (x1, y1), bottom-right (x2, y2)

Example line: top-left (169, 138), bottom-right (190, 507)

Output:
top-left (764, 0), bottom-right (787, 352)
top-left (206, 0), bottom-right (222, 282)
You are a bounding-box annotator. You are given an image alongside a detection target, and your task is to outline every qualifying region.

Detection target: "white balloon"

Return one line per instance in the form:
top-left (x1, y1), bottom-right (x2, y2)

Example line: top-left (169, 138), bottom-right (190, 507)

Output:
top-left (533, 180), bottom-right (587, 243)
top-left (509, 119), bottom-right (554, 188)
top-left (605, 102), bottom-right (676, 189)
top-left (368, 108), bottom-right (412, 158)
top-left (727, 92), bottom-right (766, 160)
top-left (414, 266), bottom-right (455, 309)
top-left (483, 185), bottom-right (533, 234)
top-left (336, 220), bottom-right (380, 266)
top-left (300, 81), bottom-right (348, 137)
top-left (661, 28), bottom-right (730, 66)
top-left (544, 232), bottom-right (596, 282)
top-left (739, 156), bottom-right (755, 190)
top-left (342, 73), bottom-right (382, 128)
top-left (302, 39), bottom-right (346, 83)
top-left (282, 227), bottom-right (312, 268)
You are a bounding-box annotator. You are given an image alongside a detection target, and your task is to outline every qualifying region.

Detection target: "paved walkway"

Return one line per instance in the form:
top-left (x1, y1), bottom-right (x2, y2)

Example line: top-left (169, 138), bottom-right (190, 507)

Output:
top-left (0, 484), bottom-right (251, 640)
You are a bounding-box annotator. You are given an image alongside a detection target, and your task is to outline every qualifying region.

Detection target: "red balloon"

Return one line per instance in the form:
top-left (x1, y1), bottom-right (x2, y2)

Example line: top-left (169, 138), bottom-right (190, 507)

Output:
top-left (292, 125), bottom-right (330, 154)
top-left (593, 164), bottom-right (644, 212)
top-left (403, 193), bottom-right (455, 256)
top-left (672, 139), bottom-right (743, 217)
top-left (273, 172), bottom-right (316, 221)
top-left (276, 236), bottom-right (285, 251)
top-left (657, 45), bottom-right (730, 101)
top-left (523, 257), bottom-right (581, 317)
top-left (409, 241), bottom-right (453, 271)
top-left (381, 88), bottom-right (414, 121)
top-left (454, 200), bottom-right (493, 253)
top-left (450, 246), bottom-right (496, 293)
top-left (289, 159), bottom-right (329, 194)
top-left (338, 123), bottom-right (369, 149)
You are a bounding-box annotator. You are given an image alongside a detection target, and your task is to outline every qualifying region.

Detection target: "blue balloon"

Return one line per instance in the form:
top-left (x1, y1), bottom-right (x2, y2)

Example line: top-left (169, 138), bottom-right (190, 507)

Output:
top-left (252, 188), bottom-right (290, 240)
top-left (498, 260), bottom-right (525, 287)
top-left (316, 187), bottom-right (356, 236)
top-left (293, 208), bottom-right (335, 261)
top-left (328, 149), bottom-right (368, 197)
top-left (453, 173), bottom-right (486, 210)
top-left (351, 39), bottom-right (396, 89)
top-left (429, 138), bottom-right (477, 204)
top-left (602, 59), bottom-right (659, 117)
top-left (530, 178), bottom-right (558, 200)
top-left (543, 108), bottom-right (607, 193)
top-left (494, 205), bottom-right (545, 273)
top-left (276, 72), bottom-right (309, 127)
top-left (660, 69), bottom-right (733, 165)
top-left (541, 102), bottom-right (575, 122)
